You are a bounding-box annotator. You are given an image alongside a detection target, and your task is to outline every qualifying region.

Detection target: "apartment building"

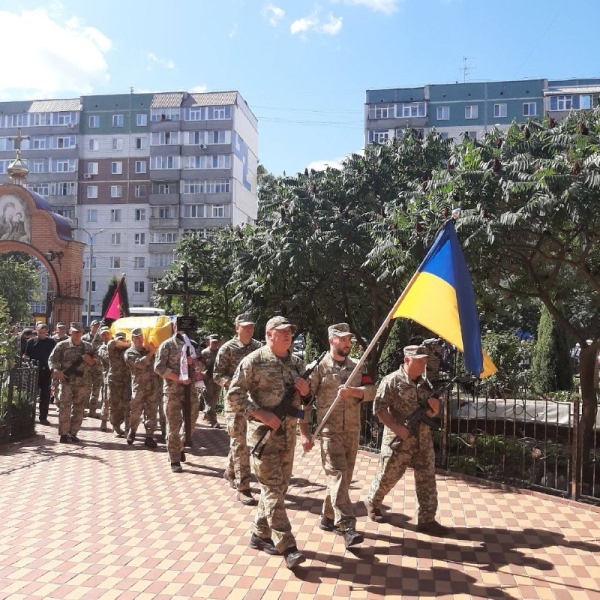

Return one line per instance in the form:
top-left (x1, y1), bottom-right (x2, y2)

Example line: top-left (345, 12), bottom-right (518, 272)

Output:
top-left (0, 91), bottom-right (258, 324)
top-left (365, 77), bottom-right (600, 145)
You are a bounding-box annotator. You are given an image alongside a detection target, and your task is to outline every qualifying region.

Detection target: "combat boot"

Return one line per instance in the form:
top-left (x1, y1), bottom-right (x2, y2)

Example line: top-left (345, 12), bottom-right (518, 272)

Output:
top-left (113, 425), bottom-right (125, 438)
top-left (144, 437), bottom-right (158, 448)
top-left (319, 516), bottom-right (336, 532)
top-left (416, 520), bottom-right (450, 536)
top-left (282, 546), bottom-right (306, 570)
top-left (238, 490), bottom-right (258, 506)
top-left (180, 451), bottom-right (186, 463)
top-left (342, 527), bottom-right (364, 548)
top-left (126, 429), bottom-right (136, 445)
top-left (59, 434), bottom-right (69, 443)
top-left (170, 462), bottom-right (183, 473)
top-left (366, 503), bottom-right (383, 522)
top-left (249, 533), bottom-right (279, 555)
top-left (100, 420), bottom-right (108, 432)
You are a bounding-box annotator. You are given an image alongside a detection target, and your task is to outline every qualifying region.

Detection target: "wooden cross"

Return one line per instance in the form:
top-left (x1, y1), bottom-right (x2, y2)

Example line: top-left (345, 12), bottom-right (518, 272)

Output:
top-left (8, 128), bottom-right (30, 157)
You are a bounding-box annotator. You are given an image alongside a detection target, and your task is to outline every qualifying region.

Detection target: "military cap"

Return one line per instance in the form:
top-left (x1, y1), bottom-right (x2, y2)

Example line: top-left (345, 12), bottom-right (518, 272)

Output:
top-left (131, 328), bottom-right (143, 337)
top-left (403, 345), bottom-right (429, 359)
top-left (56, 322), bottom-right (66, 328)
top-left (235, 313), bottom-right (255, 326)
top-left (265, 316), bottom-right (296, 332)
top-left (207, 334), bottom-right (220, 341)
top-left (114, 331), bottom-right (127, 339)
top-left (35, 322), bottom-right (48, 330)
top-left (90, 320), bottom-right (101, 327)
top-left (99, 326), bottom-right (111, 335)
top-left (69, 322), bottom-right (83, 332)
top-left (22, 327), bottom-right (34, 335)
top-left (328, 322), bottom-right (353, 338)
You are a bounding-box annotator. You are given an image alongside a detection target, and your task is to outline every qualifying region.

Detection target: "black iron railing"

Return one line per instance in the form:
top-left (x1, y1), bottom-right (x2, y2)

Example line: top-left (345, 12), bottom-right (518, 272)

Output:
top-left (0, 362), bottom-right (39, 445)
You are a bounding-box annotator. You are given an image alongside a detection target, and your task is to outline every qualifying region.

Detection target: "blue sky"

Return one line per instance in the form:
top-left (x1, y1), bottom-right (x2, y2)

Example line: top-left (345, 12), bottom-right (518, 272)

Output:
top-left (0, 0), bottom-right (599, 175)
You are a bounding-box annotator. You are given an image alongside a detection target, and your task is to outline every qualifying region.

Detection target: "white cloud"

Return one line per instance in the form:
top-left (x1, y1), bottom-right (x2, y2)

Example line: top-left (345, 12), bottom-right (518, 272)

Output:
top-left (147, 52), bottom-right (175, 71)
top-left (331, 0), bottom-right (401, 15)
top-left (229, 23), bottom-right (238, 38)
top-left (0, 7), bottom-right (111, 97)
top-left (262, 4), bottom-right (285, 26)
top-left (306, 157), bottom-right (345, 171)
top-left (190, 85), bottom-right (208, 93)
top-left (291, 8), bottom-right (343, 37)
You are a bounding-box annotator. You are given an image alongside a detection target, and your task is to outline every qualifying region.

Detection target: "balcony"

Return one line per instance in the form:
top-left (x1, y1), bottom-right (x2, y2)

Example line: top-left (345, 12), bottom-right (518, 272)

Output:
top-left (149, 217), bottom-right (179, 229)
top-left (149, 193), bottom-right (180, 205)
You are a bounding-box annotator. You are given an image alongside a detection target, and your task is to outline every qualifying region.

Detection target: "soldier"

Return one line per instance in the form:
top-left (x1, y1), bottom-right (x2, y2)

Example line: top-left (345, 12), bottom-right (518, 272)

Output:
top-left (50, 322), bottom-right (68, 406)
top-left (155, 321), bottom-right (200, 472)
top-left (97, 327), bottom-right (112, 431)
top-left (226, 316), bottom-right (309, 570)
top-left (82, 320), bottom-right (103, 418)
top-left (366, 345), bottom-right (448, 535)
top-left (125, 328), bottom-right (158, 448)
top-left (200, 334), bottom-right (221, 428)
top-left (299, 323), bottom-right (376, 548)
top-left (107, 331), bottom-right (132, 437)
top-left (214, 313), bottom-right (262, 506)
top-left (48, 322), bottom-right (97, 443)
top-left (24, 322), bottom-right (56, 425)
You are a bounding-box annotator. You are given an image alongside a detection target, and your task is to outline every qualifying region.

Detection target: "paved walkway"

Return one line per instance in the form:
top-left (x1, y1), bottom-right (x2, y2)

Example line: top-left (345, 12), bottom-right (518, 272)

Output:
top-left (1, 406), bottom-right (600, 600)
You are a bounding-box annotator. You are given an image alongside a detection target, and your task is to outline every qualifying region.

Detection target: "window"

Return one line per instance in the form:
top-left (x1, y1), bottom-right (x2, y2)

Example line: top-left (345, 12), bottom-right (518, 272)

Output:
top-left (28, 183), bottom-right (49, 196)
top-left (88, 162), bottom-right (98, 175)
top-left (399, 102), bottom-right (426, 118)
top-left (134, 233), bottom-right (146, 245)
top-left (136, 113), bottom-right (147, 126)
top-left (135, 208), bottom-right (146, 221)
top-left (89, 115), bottom-right (100, 128)
top-left (110, 257), bottom-right (121, 269)
top-left (53, 182), bottom-right (76, 196)
top-left (523, 102), bottom-right (537, 116)
top-left (134, 257), bottom-right (145, 269)
top-left (87, 209), bottom-right (98, 222)
top-left (150, 155), bottom-right (180, 170)
top-left (134, 281), bottom-right (145, 293)
top-left (152, 205), bottom-right (177, 219)
top-left (32, 160), bottom-right (45, 173)
top-left (150, 232), bottom-right (178, 243)
top-left (112, 138), bottom-right (123, 150)
top-left (110, 185), bottom-right (122, 198)
top-left (88, 139), bottom-right (99, 151)
top-left (135, 137), bottom-right (144, 150)
top-left (135, 160), bottom-right (146, 174)
top-left (151, 131), bottom-right (180, 145)
top-left (52, 158), bottom-right (76, 172)
top-left (153, 182), bottom-right (177, 194)
top-left (208, 106), bottom-right (231, 120)
top-left (185, 107), bottom-right (204, 121)
top-left (134, 185), bottom-right (146, 198)
top-left (150, 108), bottom-right (180, 121)
top-left (87, 186), bottom-right (98, 199)
top-left (85, 256), bottom-right (97, 269)
top-left (183, 155), bottom-right (231, 170)
top-left (437, 106), bottom-right (450, 120)
top-left (113, 114), bottom-right (124, 127)
top-left (549, 96), bottom-right (572, 111)
top-left (150, 253), bottom-right (174, 267)
top-left (110, 209), bottom-right (121, 222)
top-left (580, 95), bottom-right (592, 109)
top-left (53, 111), bottom-right (76, 126)
top-left (494, 104), bottom-right (507, 118)
top-left (465, 105), bottom-right (479, 119)
top-left (183, 204), bottom-right (205, 218)
top-left (111, 233), bottom-right (121, 245)
top-left (111, 161), bottom-right (123, 175)
top-left (85, 281), bottom-right (96, 292)
top-left (183, 228), bottom-right (208, 239)
top-left (211, 205), bottom-right (225, 218)
top-left (368, 104), bottom-right (394, 120)
top-left (368, 130), bottom-right (389, 144)
top-left (32, 136), bottom-right (47, 150)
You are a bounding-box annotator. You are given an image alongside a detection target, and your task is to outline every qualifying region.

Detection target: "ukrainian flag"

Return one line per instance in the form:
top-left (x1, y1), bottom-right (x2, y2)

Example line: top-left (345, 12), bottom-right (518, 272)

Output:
top-left (393, 221), bottom-right (497, 378)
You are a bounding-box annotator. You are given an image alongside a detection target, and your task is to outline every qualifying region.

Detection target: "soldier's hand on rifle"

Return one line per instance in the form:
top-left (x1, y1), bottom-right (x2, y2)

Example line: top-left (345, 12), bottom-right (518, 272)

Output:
top-left (82, 354), bottom-right (96, 366)
top-left (393, 423), bottom-right (410, 441)
top-left (294, 378), bottom-right (309, 397)
top-left (251, 408), bottom-right (282, 430)
top-left (53, 370), bottom-right (65, 382)
top-left (427, 397), bottom-right (440, 418)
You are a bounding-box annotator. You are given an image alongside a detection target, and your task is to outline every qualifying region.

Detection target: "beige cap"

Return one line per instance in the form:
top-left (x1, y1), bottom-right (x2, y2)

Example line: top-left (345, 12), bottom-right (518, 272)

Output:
top-left (235, 313), bottom-right (255, 326)
top-left (404, 345), bottom-right (428, 359)
top-left (328, 322), bottom-right (353, 338)
top-left (69, 322), bottom-right (83, 332)
top-left (265, 316), bottom-right (296, 332)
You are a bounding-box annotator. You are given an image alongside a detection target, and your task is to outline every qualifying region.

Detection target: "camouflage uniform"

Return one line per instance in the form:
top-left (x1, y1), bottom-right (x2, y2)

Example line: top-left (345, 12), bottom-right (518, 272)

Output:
top-left (107, 339), bottom-right (132, 431)
top-left (50, 333), bottom-right (68, 406)
top-left (214, 337), bottom-right (262, 491)
top-left (423, 338), bottom-right (443, 383)
top-left (155, 335), bottom-right (200, 463)
top-left (367, 367), bottom-right (438, 525)
top-left (125, 345), bottom-right (160, 438)
top-left (307, 352), bottom-right (375, 531)
top-left (48, 339), bottom-right (95, 436)
top-left (97, 342), bottom-right (111, 423)
top-left (82, 331), bottom-right (103, 415)
top-left (226, 345), bottom-right (306, 553)
top-left (200, 346), bottom-right (220, 426)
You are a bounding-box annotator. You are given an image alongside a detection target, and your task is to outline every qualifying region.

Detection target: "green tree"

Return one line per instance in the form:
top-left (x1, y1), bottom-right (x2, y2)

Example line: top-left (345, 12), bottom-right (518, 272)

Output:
top-left (531, 306), bottom-right (572, 394)
top-left (0, 296), bottom-right (17, 368)
top-left (0, 253), bottom-right (39, 323)
top-left (100, 275), bottom-right (130, 324)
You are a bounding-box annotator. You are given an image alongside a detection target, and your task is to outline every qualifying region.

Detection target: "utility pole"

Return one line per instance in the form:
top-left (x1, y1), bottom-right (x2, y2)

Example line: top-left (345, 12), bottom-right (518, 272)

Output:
top-left (80, 228), bottom-right (105, 327)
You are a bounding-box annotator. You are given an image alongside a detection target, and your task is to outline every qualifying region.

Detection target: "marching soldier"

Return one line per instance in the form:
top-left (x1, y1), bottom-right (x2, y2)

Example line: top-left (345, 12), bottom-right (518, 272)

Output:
top-left (200, 334), bottom-right (221, 428)
top-left (97, 327), bottom-right (112, 431)
top-left (299, 323), bottom-right (375, 548)
top-left (226, 316), bottom-right (309, 570)
top-left (82, 320), bottom-right (103, 418)
top-left (155, 321), bottom-right (200, 472)
top-left (125, 328), bottom-right (159, 448)
top-left (213, 313), bottom-right (262, 506)
top-left (366, 345), bottom-right (448, 535)
top-left (107, 331), bottom-right (132, 437)
top-left (50, 322), bottom-right (68, 406)
top-left (48, 322), bottom-right (97, 443)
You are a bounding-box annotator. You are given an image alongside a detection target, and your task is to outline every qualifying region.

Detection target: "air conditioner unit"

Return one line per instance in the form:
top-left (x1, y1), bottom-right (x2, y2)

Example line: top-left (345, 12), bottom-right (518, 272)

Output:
top-left (199, 144), bottom-right (206, 149)
top-left (83, 173), bottom-right (92, 179)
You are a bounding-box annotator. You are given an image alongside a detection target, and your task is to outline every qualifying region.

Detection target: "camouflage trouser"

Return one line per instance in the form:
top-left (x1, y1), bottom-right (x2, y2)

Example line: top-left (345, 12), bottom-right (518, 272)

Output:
top-left (249, 419), bottom-right (297, 553)
top-left (108, 376), bottom-right (131, 429)
top-left (367, 432), bottom-right (438, 524)
top-left (52, 379), bottom-right (60, 407)
top-left (158, 391), bottom-right (166, 434)
top-left (225, 412), bottom-right (251, 492)
top-left (202, 380), bottom-right (220, 425)
top-left (85, 364), bottom-right (103, 413)
top-left (320, 431), bottom-right (360, 531)
top-left (58, 378), bottom-right (89, 436)
top-left (164, 384), bottom-right (200, 463)
top-left (129, 388), bottom-right (159, 437)
top-left (100, 375), bottom-right (110, 422)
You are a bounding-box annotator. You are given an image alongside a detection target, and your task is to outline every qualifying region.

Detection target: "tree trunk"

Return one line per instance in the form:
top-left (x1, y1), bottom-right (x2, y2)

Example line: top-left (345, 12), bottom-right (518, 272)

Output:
top-left (578, 345), bottom-right (598, 492)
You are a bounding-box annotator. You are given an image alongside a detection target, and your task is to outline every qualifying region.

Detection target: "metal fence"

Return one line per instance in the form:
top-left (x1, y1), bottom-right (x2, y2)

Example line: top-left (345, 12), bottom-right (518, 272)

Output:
top-left (0, 362), bottom-right (39, 445)
top-left (357, 381), bottom-right (600, 505)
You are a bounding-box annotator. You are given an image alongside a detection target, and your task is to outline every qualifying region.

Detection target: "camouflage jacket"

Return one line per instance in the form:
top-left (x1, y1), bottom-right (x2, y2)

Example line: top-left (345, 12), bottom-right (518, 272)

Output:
top-left (374, 367), bottom-right (434, 449)
top-left (213, 337), bottom-right (262, 388)
top-left (97, 343), bottom-right (110, 375)
top-left (125, 346), bottom-right (155, 396)
top-left (200, 347), bottom-right (218, 380)
top-left (48, 339), bottom-right (94, 382)
top-left (307, 352), bottom-right (375, 435)
top-left (154, 335), bottom-right (187, 390)
top-left (107, 339), bottom-right (130, 382)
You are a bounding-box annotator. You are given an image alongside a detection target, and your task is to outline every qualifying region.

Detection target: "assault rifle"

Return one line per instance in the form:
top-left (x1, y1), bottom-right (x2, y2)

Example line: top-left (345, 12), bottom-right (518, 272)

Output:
top-left (389, 375), bottom-right (477, 450)
top-left (61, 332), bottom-right (100, 381)
top-left (251, 351), bottom-right (326, 459)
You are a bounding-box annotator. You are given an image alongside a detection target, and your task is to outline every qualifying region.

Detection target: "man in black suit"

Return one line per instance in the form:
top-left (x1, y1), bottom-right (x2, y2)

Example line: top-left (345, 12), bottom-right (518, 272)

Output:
top-left (24, 322), bottom-right (56, 425)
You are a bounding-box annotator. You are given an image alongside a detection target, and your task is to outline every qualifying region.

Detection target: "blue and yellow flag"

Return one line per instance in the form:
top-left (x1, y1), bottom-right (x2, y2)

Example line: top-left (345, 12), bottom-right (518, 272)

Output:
top-left (393, 221), bottom-right (497, 378)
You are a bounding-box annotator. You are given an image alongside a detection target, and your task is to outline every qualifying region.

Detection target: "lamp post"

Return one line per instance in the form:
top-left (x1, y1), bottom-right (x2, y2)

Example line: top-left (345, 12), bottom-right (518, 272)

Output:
top-left (80, 228), bottom-right (105, 327)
